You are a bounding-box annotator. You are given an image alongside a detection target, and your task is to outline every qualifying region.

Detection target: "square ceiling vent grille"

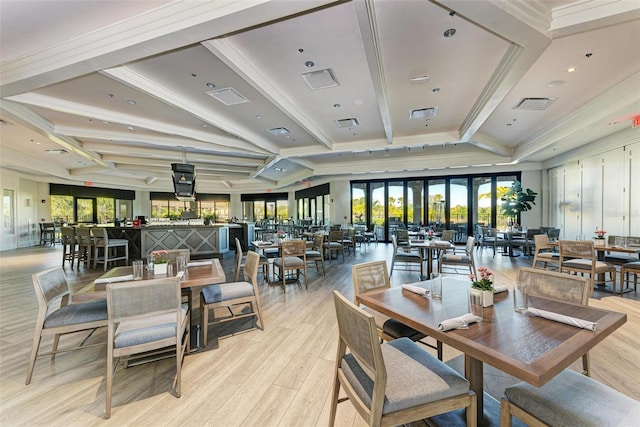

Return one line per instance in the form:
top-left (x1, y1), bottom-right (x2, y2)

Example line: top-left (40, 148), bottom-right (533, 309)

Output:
top-left (206, 87), bottom-right (249, 105)
top-left (514, 97), bottom-right (557, 110)
top-left (409, 107), bottom-right (437, 120)
top-left (268, 127), bottom-right (291, 136)
top-left (301, 69), bottom-right (339, 90)
top-left (335, 118), bottom-right (359, 128)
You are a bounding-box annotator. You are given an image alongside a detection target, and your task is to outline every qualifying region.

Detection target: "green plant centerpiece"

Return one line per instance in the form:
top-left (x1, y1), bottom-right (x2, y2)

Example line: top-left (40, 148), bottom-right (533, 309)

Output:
top-left (500, 180), bottom-right (537, 227)
top-left (469, 267), bottom-right (494, 307)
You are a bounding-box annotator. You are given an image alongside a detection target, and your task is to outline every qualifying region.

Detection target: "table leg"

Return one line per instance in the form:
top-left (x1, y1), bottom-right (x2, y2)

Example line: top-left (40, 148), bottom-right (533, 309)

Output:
top-left (465, 354), bottom-right (484, 423)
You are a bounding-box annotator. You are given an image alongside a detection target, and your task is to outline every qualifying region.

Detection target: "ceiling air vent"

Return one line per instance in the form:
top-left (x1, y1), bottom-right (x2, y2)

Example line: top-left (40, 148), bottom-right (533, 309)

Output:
top-left (514, 97), bottom-right (557, 110)
top-left (301, 69), bottom-right (339, 90)
top-left (336, 118), bottom-right (359, 128)
top-left (268, 127), bottom-right (291, 136)
top-left (409, 107), bottom-right (437, 120)
top-left (206, 87), bottom-right (249, 105)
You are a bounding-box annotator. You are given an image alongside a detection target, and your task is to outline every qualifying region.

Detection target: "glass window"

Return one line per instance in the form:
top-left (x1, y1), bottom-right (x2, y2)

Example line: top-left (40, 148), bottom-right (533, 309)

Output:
top-left (388, 181), bottom-right (404, 233)
top-left (50, 195), bottom-right (73, 223)
top-left (276, 200), bottom-right (288, 222)
top-left (254, 200), bottom-right (265, 221)
top-left (242, 201), bottom-right (254, 221)
top-left (98, 197), bottom-right (115, 223)
top-left (3, 189), bottom-right (15, 235)
top-left (370, 182), bottom-right (385, 240)
top-left (450, 178), bottom-right (468, 241)
top-left (407, 180), bottom-right (423, 228)
top-left (323, 195), bottom-right (330, 226)
top-left (497, 175), bottom-right (518, 228)
top-left (428, 179), bottom-right (446, 231)
top-left (351, 183), bottom-right (366, 224)
top-left (473, 177), bottom-right (492, 230)
top-left (77, 198), bottom-right (95, 223)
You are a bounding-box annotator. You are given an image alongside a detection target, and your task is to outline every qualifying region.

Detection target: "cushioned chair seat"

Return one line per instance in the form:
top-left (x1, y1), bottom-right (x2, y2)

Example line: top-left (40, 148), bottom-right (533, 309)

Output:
top-left (324, 242), bottom-right (343, 249)
top-left (114, 304), bottom-right (188, 348)
top-left (562, 259), bottom-right (611, 270)
top-left (537, 252), bottom-right (559, 260)
top-left (441, 254), bottom-right (469, 263)
top-left (395, 252), bottom-right (421, 261)
top-left (623, 261), bottom-right (640, 270)
top-left (202, 282), bottom-right (254, 304)
top-left (341, 337), bottom-right (469, 415)
top-left (274, 256), bottom-right (305, 268)
top-left (504, 369), bottom-right (640, 427)
top-left (305, 250), bottom-right (322, 258)
top-left (44, 299), bottom-right (108, 328)
top-left (360, 306), bottom-right (425, 340)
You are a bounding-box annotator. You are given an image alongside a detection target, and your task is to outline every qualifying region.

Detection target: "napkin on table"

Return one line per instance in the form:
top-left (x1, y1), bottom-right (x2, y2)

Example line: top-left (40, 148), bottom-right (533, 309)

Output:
top-left (187, 260), bottom-right (212, 267)
top-left (401, 283), bottom-right (430, 296)
top-left (438, 313), bottom-right (482, 331)
top-left (94, 274), bottom-right (134, 284)
top-left (493, 284), bottom-right (509, 293)
top-left (526, 307), bottom-right (597, 331)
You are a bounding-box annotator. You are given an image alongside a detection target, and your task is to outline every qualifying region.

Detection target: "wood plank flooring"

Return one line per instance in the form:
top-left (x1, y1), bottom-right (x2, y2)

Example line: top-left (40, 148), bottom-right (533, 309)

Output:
top-left (1, 243), bottom-right (638, 426)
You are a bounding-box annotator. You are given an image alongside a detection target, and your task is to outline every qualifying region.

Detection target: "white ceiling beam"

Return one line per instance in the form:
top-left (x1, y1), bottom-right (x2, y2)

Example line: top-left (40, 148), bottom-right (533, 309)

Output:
top-left (82, 142), bottom-right (264, 166)
top-left (0, 0), bottom-right (338, 96)
top-left (101, 66), bottom-right (281, 154)
top-left (202, 39), bottom-right (333, 150)
top-left (0, 100), bottom-right (109, 167)
top-left (550, 0), bottom-right (640, 37)
top-left (436, 0), bottom-right (552, 143)
top-left (101, 155), bottom-right (256, 173)
top-left (58, 126), bottom-right (262, 156)
top-left (352, 0), bottom-right (393, 144)
top-left (8, 93), bottom-right (267, 154)
top-left (513, 72), bottom-right (640, 162)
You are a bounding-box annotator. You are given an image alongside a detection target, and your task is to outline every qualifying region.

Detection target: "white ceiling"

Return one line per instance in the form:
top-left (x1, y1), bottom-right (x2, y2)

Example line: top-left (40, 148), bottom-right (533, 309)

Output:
top-left (1, 0), bottom-right (639, 194)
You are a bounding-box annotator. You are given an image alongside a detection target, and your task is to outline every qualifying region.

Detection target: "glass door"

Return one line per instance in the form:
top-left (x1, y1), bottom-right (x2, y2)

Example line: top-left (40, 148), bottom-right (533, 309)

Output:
top-left (77, 198), bottom-right (96, 224)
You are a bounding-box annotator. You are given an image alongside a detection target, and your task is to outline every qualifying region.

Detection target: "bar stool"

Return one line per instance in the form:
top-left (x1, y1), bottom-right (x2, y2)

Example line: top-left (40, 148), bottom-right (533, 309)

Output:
top-left (75, 226), bottom-right (94, 269)
top-left (60, 227), bottom-right (78, 269)
top-left (91, 227), bottom-right (129, 271)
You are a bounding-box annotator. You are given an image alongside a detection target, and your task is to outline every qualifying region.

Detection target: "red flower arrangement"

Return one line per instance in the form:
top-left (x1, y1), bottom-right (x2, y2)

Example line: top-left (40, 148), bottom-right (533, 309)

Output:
top-left (594, 229), bottom-right (606, 240)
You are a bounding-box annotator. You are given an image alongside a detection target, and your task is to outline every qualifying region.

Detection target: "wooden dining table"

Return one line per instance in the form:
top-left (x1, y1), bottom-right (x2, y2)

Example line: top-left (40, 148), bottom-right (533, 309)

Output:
top-left (357, 277), bottom-right (627, 426)
top-left (408, 239), bottom-right (455, 279)
top-left (74, 259), bottom-right (226, 351)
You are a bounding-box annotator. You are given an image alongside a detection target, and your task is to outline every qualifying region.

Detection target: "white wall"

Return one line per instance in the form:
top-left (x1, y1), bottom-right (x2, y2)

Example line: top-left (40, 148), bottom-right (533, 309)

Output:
top-left (546, 132), bottom-right (639, 239)
top-left (330, 180), bottom-right (350, 225)
top-left (0, 169), bottom-right (40, 250)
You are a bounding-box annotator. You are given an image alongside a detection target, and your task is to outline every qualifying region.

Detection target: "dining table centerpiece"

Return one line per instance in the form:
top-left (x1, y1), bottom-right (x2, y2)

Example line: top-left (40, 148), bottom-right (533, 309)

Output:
top-left (151, 249), bottom-right (168, 275)
top-left (469, 266), bottom-right (495, 307)
top-left (593, 228), bottom-right (606, 246)
top-left (427, 229), bottom-right (435, 241)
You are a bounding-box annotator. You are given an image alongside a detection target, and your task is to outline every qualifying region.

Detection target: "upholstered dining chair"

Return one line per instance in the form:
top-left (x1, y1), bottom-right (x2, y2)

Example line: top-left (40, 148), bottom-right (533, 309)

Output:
top-left (620, 261), bottom-right (640, 294)
top-left (26, 266), bottom-right (108, 385)
top-left (273, 239), bottom-right (307, 291)
top-left (166, 249), bottom-right (190, 264)
top-left (352, 260), bottom-right (442, 360)
top-left (516, 267), bottom-right (591, 376)
top-left (200, 251), bottom-right (264, 347)
top-left (390, 235), bottom-right (423, 277)
top-left (324, 230), bottom-right (345, 263)
top-left (329, 291), bottom-right (476, 427)
top-left (558, 239), bottom-right (616, 297)
top-left (439, 236), bottom-right (476, 277)
top-left (234, 237), bottom-right (269, 282)
top-left (105, 276), bottom-right (189, 418)
top-left (478, 227), bottom-right (506, 257)
top-left (305, 233), bottom-right (326, 276)
top-left (92, 227), bottom-right (129, 271)
top-left (531, 234), bottom-right (560, 270)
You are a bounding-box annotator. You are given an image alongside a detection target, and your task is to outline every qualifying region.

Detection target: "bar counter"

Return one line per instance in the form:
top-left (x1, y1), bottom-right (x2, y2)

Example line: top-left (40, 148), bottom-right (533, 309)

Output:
top-left (106, 224), bottom-right (240, 260)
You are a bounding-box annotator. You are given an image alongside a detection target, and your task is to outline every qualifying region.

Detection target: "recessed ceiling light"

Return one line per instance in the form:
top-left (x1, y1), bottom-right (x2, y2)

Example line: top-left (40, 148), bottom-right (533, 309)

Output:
top-left (547, 80), bottom-right (566, 87)
top-left (45, 149), bottom-right (67, 155)
top-left (255, 115), bottom-right (262, 119)
top-left (410, 75), bottom-right (429, 84)
top-left (432, 87), bottom-right (440, 93)
top-left (127, 126), bottom-right (135, 131)
top-left (443, 28), bottom-right (456, 38)
top-left (201, 124), bottom-right (208, 128)
top-left (567, 67), bottom-right (576, 73)
top-left (206, 83), bottom-right (215, 88)
top-left (305, 60), bottom-right (315, 68)
top-left (102, 121), bottom-right (110, 124)
top-left (333, 104), bottom-right (341, 108)
top-left (127, 99), bottom-right (136, 105)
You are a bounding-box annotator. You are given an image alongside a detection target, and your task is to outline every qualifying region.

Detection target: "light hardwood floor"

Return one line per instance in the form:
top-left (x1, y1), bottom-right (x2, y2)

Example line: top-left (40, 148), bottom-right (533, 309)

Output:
top-left (1, 243), bottom-right (638, 426)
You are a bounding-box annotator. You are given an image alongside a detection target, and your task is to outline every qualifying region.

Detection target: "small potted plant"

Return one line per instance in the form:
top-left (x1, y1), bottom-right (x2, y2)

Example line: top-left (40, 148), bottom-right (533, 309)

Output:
top-left (469, 267), bottom-right (494, 307)
top-left (427, 229), bottom-right (435, 241)
top-left (150, 249), bottom-right (168, 275)
top-left (593, 228), bottom-right (606, 247)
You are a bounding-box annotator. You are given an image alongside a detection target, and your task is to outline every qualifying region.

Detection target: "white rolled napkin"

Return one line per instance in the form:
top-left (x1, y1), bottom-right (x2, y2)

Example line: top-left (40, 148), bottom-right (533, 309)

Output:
top-left (526, 307), bottom-right (597, 331)
top-left (176, 271), bottom-right (185, 279)
top-left (94, 274), bottom-right (134, 284)
top-left (187, 260), bottom-right (212, 267)
top-left (438, 313), bottom-right (483, 331)
top-left (401, 283), bottom-right (430, 296)
top-left (493, 284), bottom-right (509, 293)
